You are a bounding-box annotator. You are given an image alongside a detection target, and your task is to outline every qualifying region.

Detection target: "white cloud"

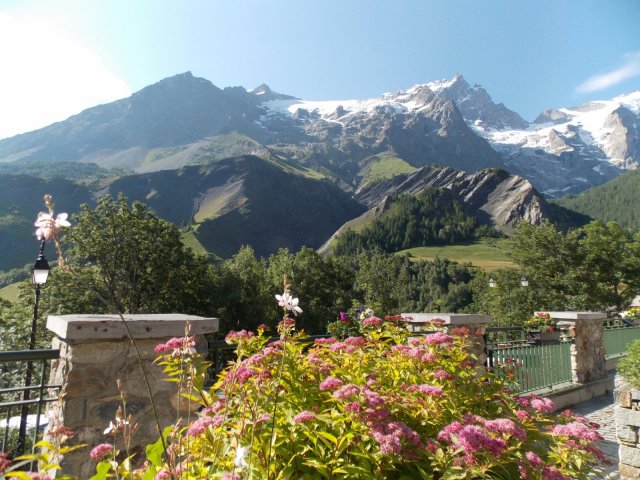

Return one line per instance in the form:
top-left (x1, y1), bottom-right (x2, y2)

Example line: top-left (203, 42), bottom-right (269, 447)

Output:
top-left (0, 12), bottom-right (131, 140)
top-left (575, 51), bottom-right (640, 94)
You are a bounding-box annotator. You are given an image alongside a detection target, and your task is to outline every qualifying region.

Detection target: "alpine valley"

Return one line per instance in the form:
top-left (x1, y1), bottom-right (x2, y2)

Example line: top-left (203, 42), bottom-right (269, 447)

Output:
top-left (0, 72), bottom-right (638, 271)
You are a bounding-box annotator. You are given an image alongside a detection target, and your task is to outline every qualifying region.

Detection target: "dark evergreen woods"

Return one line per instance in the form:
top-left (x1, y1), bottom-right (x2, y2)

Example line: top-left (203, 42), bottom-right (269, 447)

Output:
top-left (333, 188), bottom-right (499, 256)
top-left (552, 169), bottom-right (640, 232)
top-left (2, 195), bottom-right (640, 353)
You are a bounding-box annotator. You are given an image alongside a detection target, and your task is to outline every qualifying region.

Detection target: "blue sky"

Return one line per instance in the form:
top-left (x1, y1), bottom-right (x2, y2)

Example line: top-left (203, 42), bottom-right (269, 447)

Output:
top-left (1, 0), bottom-right (639, 139)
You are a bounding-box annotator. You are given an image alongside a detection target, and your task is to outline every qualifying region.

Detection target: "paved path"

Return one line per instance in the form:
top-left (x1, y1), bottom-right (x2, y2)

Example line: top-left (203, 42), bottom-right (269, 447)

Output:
top-left (570, 392), bottom-right (619, 479)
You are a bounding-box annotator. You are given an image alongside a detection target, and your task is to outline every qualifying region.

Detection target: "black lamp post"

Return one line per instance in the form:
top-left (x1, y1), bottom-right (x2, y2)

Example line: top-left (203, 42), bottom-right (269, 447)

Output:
top-left (17, 240), bottom-right (50, 454)
top-left (488, 273), bottom-right (528, 323)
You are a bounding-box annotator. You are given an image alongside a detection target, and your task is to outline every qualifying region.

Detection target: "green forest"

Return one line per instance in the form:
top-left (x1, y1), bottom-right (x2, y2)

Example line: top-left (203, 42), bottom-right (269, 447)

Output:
top-left (552, 169), bottom-right (640, 232)
top-left (333, 188), bottom-right (498, 255)
top-left (2, 194), bottom-right (640, 356)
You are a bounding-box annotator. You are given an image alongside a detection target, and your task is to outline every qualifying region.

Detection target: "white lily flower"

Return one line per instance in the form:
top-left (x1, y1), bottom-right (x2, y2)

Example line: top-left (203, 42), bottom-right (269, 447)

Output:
top-left (34, 211), bottom-right (71, 240)
top-left (234, 445), bottom-right (249, 468)
top-left (103, 421), bottom-right (115, 435)
top-left (275, 291), bottom-right (303, 316)
top-left (54, 212), bottom-right (71, 228)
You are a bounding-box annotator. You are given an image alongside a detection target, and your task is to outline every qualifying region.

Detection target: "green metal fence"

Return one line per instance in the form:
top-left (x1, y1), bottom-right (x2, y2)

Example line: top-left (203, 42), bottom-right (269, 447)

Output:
top-left (490, 342), bottom-right (573, 393)
top-left (0, 349), bottom-right (61, 464)
top-left (604, 326), bottom-right (640, 359)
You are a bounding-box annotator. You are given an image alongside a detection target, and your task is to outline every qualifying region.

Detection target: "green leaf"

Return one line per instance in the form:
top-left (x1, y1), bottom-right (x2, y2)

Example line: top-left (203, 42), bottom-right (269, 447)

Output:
top-left (145, 435), bottom-right (166, 467)
top-left (88, 461), bottom-right (112, 480)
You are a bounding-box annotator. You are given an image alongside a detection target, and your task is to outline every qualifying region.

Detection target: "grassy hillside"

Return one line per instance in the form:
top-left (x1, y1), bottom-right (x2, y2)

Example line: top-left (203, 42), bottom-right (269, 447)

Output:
top-left (360, 154), bottom-right (417, 187)
top-left (0, 282), bottom-right (20, 303)
top-left (397, 238), bottom-right (514, 271)
top-left (552, 169), bottom-right (640, 231)
top-left (0, 175), bottom-right (93, 271)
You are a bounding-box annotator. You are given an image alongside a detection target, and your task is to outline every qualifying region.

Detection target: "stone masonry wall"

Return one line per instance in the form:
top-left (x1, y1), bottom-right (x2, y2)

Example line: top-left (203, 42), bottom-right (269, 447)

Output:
top-left (45, 314), bottom-right (218, 479)
top-left (615, 374), bottom-right (640, 479)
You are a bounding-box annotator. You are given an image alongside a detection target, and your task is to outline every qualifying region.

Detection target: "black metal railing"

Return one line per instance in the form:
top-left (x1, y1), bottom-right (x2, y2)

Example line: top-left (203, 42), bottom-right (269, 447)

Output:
top-left (0, 349), bottom-right (61, 463)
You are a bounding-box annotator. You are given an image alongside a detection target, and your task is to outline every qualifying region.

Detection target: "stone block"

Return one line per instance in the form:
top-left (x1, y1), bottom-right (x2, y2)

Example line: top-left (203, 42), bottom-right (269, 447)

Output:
top-left (47, 314), bottom-right (219, 340)
top-left (620, 462), bottom-right (640, 479)
top-left (618, 424), bottom-right (639, 443)
top-left (617, 405), bottom-right (640, 427)
top-left (621, 444), bottom-right (640, 468)
top-left (622, 391), bottom-right (635, 408)
top-left (64, 340), bottom-right (130, 365)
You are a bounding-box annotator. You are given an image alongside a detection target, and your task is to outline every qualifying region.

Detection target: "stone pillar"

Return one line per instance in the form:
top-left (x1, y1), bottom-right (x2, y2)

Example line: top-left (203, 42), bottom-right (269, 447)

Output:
top-left (45, 314), bottom-right (218, 479)
top-left (401, 313), bottom-right (491, 366)
top-left (615, 374), bottom-right (640, 479)
top-left (541, 311), bottom-right (606, 384)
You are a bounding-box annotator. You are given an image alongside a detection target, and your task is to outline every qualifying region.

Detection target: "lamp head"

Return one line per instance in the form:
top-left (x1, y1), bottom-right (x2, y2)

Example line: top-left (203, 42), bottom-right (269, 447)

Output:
top-left (32, 252), bottom-right (50, 285)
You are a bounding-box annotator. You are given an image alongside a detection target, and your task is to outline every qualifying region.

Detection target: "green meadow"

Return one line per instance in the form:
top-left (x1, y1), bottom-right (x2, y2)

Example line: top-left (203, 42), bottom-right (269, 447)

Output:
top-left (398, 238), bottom-right (514, 271)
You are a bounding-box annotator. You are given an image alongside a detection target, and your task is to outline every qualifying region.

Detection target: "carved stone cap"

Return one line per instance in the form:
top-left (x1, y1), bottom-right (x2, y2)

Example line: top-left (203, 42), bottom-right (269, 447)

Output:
top-left (47, 314), bottom-right (219, 341)
top-left (401, 313), bottom-right (491, 325)
top-left (537, 311), bottom-right (606, 321)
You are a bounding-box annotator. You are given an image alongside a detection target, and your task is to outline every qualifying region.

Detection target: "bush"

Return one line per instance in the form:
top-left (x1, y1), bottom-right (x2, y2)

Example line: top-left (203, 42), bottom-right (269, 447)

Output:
top-left (86, 297), bottom-right (606, 480)
top-left (617, 339), bottom-right (640, 390)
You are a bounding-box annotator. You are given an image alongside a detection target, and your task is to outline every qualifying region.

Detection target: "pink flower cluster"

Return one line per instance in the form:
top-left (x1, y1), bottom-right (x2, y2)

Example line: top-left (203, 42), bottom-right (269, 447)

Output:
top-left (439, 415), bottom-right (527, 459)
top-left (423, 332), bottom-right (454, 345)
top-left (484, 418), bottom-right (526, 440)
top-left (551, 422), bottom-right (603, 442)
top-left (226, 366), bottom-right (257, 385)
top-left (319, 376), bottom-right (343, 391)
top-left (254, 413), bottom-right (271, 424)
top-left (293, 411), bottom-right (316, 423)
top-left (407, 384), bottom-right (444, 396)
top-left (333, 383), bottom-right (360, 401)
top-left (540, 466), bottom-right (571, 480)
top-left (202, 400), bottom-right (225, 416)
top-left (433, 369), bottom-right (451, 380)
top-left (154, 336), bottom-right (196, 354)
top-left (370, 420), bottom-right (422, 456)
top-left (441, 423), bottom-right (507, 456)
top-left (187, 415), bottom-right (224, 436)
top-left (89, 443), bottom-right (113, 461)
top-left (518, 394), bottom-right (556, 413)
top-left (344, 336), bottom-right (367, 347)
top-left (314, 337), bottom-right (337, 345)
top-left (308, 353), bottom-right (333, 375)
top-left (225, 330), bottom-right (255, 343)
top-left (390, 344), bottom-right (436, 363)
top-left (25, 474), bottom-right (53, 480)
top-left (362, 316), bottom-right (382, 327)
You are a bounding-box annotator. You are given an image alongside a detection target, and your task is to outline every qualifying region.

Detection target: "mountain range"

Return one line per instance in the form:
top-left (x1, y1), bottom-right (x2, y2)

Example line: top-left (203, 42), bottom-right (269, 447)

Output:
top-left (0, 72), bottom-right (637, 272)
top-left (2, 72), bottom-right (637, 196)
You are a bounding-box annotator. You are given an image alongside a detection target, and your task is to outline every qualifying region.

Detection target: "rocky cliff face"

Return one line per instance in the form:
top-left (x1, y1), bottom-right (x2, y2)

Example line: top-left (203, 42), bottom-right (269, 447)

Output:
top-left (476, 93), bottom-right (640, 196)
top-left (423, 73), bottom-right (529, 131)
top-left (355, 165), bottom-right (550, 229)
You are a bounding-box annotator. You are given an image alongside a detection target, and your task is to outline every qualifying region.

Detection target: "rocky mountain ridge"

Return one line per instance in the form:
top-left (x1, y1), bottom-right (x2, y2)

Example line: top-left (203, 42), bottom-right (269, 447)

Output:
top-left (320, 165), bottom-right (587, 254)
top-left (355, 165), bottom-right (549, 228)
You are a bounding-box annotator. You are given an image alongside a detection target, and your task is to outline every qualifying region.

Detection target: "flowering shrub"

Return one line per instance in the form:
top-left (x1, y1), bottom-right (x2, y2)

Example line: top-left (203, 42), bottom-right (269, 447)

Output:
top-left (327, 310), bottom-right (362, 339)
top-left (524, 312), bottom-right (558, 332)
top-left (624, 307), bottom-right (640, 322)
top-left (85, 293), bottom-right (606, 479)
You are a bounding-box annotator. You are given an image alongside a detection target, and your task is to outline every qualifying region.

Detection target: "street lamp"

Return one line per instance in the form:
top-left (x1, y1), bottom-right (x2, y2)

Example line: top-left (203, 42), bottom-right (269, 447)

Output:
top-left (17, 240), bottom-right (50, 454)
top-left (488, 273), bottom-right (529, 324)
